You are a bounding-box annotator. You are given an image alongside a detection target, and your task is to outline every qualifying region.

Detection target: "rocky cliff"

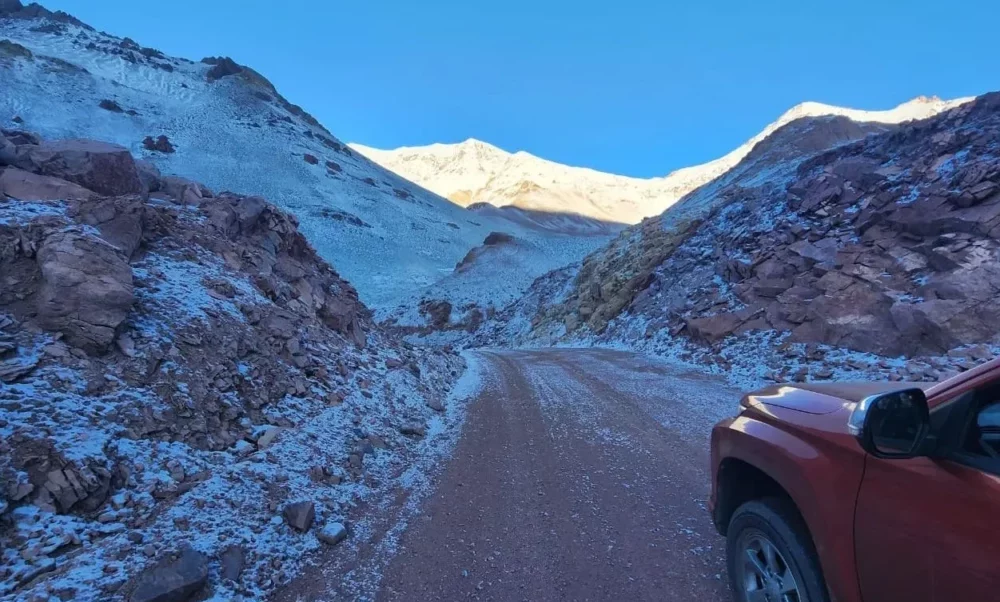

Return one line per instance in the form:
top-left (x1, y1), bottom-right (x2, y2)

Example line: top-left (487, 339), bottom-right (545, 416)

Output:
top-left (0, 127), bottom-right (464, 601)
top-left (483, 93), bottom-right (1000, 385)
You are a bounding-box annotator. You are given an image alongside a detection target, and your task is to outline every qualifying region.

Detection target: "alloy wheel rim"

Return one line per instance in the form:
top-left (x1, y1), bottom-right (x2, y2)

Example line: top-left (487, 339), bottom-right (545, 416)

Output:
top-left (737, 529), bottom-right (802, 602)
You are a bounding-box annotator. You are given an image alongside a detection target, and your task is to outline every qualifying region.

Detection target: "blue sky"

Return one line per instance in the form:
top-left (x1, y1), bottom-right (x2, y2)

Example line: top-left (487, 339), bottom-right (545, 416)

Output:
top-left (44, 0), bottom-right (998, 178)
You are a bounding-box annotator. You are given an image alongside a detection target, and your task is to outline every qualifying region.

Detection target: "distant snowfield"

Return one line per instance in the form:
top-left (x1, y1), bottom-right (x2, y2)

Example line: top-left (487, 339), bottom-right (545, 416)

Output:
top-left (351, 96), bottom-right (971, 225)
top-left (0, 20), bottom-right (607, 311)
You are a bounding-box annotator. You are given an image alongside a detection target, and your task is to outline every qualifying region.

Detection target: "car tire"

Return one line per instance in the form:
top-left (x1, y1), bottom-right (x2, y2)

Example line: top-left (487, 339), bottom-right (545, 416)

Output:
top-left (726, 497), bottom-right (829, 602)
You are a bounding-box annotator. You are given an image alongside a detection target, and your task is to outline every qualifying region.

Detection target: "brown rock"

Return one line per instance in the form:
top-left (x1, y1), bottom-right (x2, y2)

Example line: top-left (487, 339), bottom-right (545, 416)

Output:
top-left (0, 354), bottom-right (38, 383)
top-left (70, 195), bottom-right (145, 257)
top-left (399, 423), bottom-right (426, 438)
top-left (36, 230), bottom-right (135, 353)
top-left (0, 166), bottom-right (95, 200)
top-left (99, 99), bottom-right (125, 113)
top-left (18, 139), bottom-right (144, 196)
top-left (0, 132), bottom-right (15, 165)
top-left (685, 313), bottom-right (745, 344)
top-left (135, 159), bottom-right (162, 193)
top-left (219, 544), bottom-right (245, 582)
top-left (282, 501), bottom-right (315, 532)
top-left (317, 522), bottom-right (347, 546)
top-left (420, 299), bottom-right (452, 329)
top-left (129, 546), bottom-right (208, 602)
top-left (143, 135), bottom-right (175, 154)
top-left (813, 367), bottom-right (834, 380)
top-left (752, 279), bottom-right (792, 298)
top-left (789, 238), bottom-right (839, 264)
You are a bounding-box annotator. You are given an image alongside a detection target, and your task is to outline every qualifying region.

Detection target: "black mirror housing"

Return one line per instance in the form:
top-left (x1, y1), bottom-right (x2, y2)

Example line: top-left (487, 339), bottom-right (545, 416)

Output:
top-left (848, 388), bottom-right (932, 459)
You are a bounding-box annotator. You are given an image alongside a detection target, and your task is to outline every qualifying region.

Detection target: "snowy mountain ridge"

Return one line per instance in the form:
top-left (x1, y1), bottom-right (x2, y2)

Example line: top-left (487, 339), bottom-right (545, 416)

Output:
top-left (351, 95), bottom-right (971, 225)
top-left (0, 8), bottom-right (611, 311)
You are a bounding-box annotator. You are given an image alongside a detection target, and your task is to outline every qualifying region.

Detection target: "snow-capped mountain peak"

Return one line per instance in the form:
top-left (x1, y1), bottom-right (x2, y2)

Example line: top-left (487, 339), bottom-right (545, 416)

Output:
top-left (351, 95), bottom-right (972, 225)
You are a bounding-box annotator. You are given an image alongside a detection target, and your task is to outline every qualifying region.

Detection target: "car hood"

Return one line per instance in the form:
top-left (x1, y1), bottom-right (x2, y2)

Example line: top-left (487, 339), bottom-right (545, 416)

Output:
top-left (747, 381), bottom-right (937, 415)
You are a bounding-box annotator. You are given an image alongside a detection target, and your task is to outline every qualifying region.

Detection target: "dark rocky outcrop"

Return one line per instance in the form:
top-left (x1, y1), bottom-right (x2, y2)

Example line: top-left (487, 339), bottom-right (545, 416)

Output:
top-left (483, 231), bottom-right (514, 246)
top-left (202, 56), bottom-right (242, 82)
top-left (455, 231), bottom-right (516, 272)
top-left (99, 98), bottom-right (124, 113)
top-left (0, 0), bottom-right (92, 29)
top-left (420, 299), bottom-right (453, 329)
top-left (143, 135), bottom-right (175, 154)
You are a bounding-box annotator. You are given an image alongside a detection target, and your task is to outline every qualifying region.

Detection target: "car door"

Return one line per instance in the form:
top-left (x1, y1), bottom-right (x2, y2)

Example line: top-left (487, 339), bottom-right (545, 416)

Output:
top-left (853, 385), bottom-right (1000, 602)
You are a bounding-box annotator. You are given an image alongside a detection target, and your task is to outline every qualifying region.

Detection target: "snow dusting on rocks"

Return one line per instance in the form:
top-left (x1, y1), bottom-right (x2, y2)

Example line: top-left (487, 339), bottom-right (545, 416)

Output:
top-left (475, 93), bottom-right (1000, 391)
top-left (0, 126), bottom-right (468, 601)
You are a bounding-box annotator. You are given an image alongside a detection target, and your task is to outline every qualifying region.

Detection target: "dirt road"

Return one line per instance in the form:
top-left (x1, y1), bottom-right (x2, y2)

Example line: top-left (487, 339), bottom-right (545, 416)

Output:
top-left (282, 348), bottom-right (742, 601)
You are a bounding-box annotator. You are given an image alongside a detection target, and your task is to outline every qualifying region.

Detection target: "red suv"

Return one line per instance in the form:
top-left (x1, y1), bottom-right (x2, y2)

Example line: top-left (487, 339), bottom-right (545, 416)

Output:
top-left (710, 358), bottom-right (1000, 602)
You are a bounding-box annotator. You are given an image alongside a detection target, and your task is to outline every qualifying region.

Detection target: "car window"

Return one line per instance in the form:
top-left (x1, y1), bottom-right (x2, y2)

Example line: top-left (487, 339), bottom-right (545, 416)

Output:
top-left (937, 382), bottom-right (1000, 474)
top-left (974, 402), bottom-right (1000, 459)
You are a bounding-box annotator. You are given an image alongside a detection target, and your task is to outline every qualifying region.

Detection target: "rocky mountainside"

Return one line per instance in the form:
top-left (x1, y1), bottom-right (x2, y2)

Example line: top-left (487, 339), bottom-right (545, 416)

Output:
top-left (351, 96), bottom-right (968, 225)
top-left (482, 93), bottom-right (1000, 386)
top-left (0, 1), bottom-right (605, 311)
top-left (0, 128), bottom-right (469, 599)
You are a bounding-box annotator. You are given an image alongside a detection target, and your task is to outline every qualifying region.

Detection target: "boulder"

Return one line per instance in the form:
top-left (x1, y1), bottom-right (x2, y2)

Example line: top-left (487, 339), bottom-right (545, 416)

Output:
top-left (685, 312), bottom-right (745, 344)
top-left (18, 139), bottom-right (144, 196)
top-left (160, 176), bottom-right (210, 205)
top-left (399, 423), bottom-right (426, 437)
top-left (129, 546), bottom-right (209, 602)
top-left (754, 257), bottom-right (795, 280)
top-left (40, 465), bottom-right (111, 513)
top-left (0, 132), bottom-right (15, 165)
top-left (798, 285), bottom-right (896, 355)
top-left (35, 230), bottom-right (135, 353)
top-left (69, 195), bottom-right (145, 257)
top-left (282, 500), bottom-right (315, 532)
top-left (219, 544), bottom-right (245, 582)
top-left (317, 522), bottom-right (347, 546)
top-left (0, 166), bottom-right (95, 200)
top-left (789, 238), bottom-right (839, 264)
top-left (752, 279), bottom-right (793, 298)
top-left (1, 128), bottom-right (39, 146)
top-left (889, 300), bottom-right (962, 354)
top-left (0, 354), bottom-right (38, 383)
top-left (135, 159), bottom-right (162, 193)
top-left (233, 195), bottom-right (267, 231)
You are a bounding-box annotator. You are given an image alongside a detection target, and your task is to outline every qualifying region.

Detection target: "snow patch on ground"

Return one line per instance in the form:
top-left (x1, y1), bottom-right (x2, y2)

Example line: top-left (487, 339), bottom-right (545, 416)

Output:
top-left (310, 351), bottom-right (488, 602)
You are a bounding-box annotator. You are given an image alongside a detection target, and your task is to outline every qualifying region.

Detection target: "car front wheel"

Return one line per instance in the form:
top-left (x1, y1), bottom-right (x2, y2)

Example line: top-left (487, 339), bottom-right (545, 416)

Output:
top-left (726, 498), bottom-right (829, 602)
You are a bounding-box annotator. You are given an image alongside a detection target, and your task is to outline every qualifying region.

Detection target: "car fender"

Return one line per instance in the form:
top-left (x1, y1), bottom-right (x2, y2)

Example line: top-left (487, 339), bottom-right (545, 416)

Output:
top-left (712, 410), bottom-right (866, 602)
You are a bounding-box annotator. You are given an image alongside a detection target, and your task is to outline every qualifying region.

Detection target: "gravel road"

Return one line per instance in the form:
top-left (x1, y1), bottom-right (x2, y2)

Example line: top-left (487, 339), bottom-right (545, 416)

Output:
top-left (280, 348), bottom-right (743, 601)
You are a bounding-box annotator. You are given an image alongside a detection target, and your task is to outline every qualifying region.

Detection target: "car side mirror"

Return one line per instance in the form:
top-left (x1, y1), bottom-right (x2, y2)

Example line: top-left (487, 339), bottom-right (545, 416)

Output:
top-left (848, 388), bottom-right (933, 459)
